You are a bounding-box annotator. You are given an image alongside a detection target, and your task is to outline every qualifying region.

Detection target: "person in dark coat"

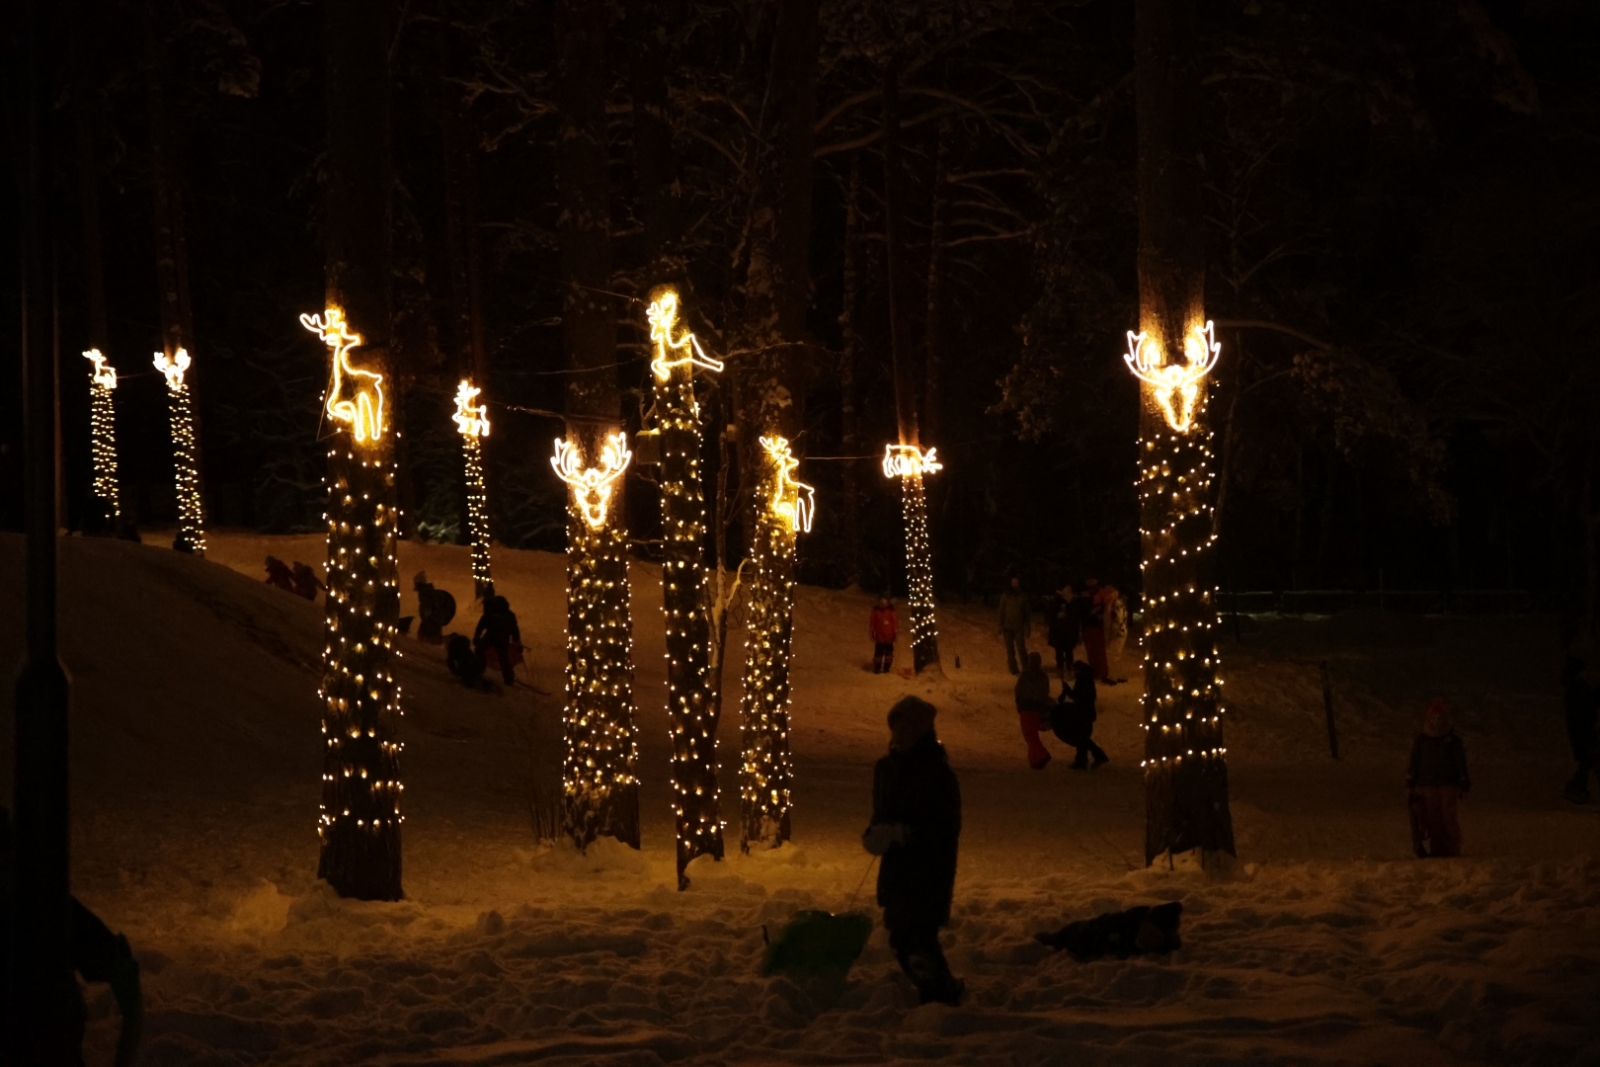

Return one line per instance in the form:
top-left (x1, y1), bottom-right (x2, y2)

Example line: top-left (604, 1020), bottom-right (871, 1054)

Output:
top-left (1045, 583), bottom-right (1083, 681)
top-left (862, 696), bottom-right (964, 1006)
top-left (870, 596), bottom-right (899, 674)
top-left (446, 633), bottom-right (487, 689)
top-left (997, 576), bottom-right (1031, 675)
top-left (290, 561), bottom-right (324, 602)
top-left (263, 555), bottom-right (296, 593)
top-left (1014, 651), bottom-right (1054, 769)
top-left (474, 594), bottom-right (522, 685)
top-left (1561, 655), bottom-right (1599, 803)
top-left (1406, 699), bottom-right (1470, 858)
top-left (1052, 660), bottom-right (1109, 769)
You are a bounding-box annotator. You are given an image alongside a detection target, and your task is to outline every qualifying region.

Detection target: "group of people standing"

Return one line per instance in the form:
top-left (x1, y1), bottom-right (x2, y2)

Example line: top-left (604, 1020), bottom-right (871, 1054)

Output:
top-left (999, 576), bottom-right (1124, 686)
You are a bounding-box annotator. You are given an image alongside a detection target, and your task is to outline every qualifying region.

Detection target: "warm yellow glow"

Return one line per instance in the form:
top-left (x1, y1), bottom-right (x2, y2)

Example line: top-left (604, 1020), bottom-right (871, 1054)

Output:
top-left (552, 432), bottom-right (632, 528)
top-left (452, 379), bottom-right (490, 439)
top-left (85, 349), bottom-right (117, 390)
top-left (647, 290), bottom-right (724, 382)
top-left (153, 347), bottom-right (191, 390)
top-left (1124, 320), bottom-right (1220, 434)
top-left (302, 307), bottom-right (386, 444)
top-left (759, 435), bottom-right (816, 534)
top-left (882, 443), bottom-right (943, 480)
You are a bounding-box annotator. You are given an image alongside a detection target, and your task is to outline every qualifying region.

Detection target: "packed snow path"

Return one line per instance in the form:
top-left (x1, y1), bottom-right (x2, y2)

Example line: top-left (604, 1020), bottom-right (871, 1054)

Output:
top-left (1, 533), bottom-right (1596, 1065)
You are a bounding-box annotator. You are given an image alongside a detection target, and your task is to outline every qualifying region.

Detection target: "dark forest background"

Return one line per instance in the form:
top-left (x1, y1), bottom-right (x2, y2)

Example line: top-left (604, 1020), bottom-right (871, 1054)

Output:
top-left (3, 0), bottom-right (1598, 614)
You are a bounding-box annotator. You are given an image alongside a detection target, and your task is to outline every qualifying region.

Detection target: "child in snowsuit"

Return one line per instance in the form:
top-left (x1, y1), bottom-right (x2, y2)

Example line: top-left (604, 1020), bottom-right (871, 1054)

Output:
top-left (862, 697), bottom-right (965, 1006)
top-left (1562, 656), bottom-right (1599, 803)
top-left (1406, 699), bottom-right (1470, 858)
top-left (870, 596), bottom-right (899, 674)
top-left (1014, 651), bottom-right (1054, 769)
top-left (1053, 660), bottom-right (1109, 769)
top-left (474, 595), bottom-right (522, 686)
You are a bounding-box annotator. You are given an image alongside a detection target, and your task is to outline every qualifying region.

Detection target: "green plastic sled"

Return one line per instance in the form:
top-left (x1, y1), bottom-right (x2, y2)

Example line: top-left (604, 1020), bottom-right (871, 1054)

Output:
top-left (761, 909), bottom-right (875, 979)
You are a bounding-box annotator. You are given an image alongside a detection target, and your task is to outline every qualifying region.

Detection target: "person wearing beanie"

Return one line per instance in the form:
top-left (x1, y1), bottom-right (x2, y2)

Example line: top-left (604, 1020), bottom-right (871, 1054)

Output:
top-left (1406, 699), bottom-right (1470, 858)
top-left (1014, 651), bottom-right (1054, 769)
top-left (862, 696), bottom-right (965, 1006)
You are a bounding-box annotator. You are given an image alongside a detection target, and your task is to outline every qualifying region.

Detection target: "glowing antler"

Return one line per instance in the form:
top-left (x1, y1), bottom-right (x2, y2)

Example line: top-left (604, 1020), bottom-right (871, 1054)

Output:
top-left (1123, 320), bottom-right (1219, 434)
top-left (647, 290), bottom-right (724, 382)
top-left (153, 348), bottom-right (192, 391)
top-left (302, 307), bottom-right (386, 444)
top-left (552, 432), bottom-right (633, 528)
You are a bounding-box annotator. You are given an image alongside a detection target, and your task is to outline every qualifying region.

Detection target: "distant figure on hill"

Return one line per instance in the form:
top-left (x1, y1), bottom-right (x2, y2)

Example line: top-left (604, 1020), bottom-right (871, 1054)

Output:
top-left (1406, 699), bottom-right (1470, 858)
top-left (1053, 660), bottom-right (1109, 770)
top-left (413, 572), bottom-right (457, 644)
top-left (1014, 651), bottom-right (1054, 770)
top-left (263, 555), bottom-right (296, 594)
top-left (870, 595), bottom-right (899, 674)
top-left (1046, 582), bottom-right (1084, 681)
top-left (475, 594), bottom-right (522, 686)
top-left (862, 696), bottom-right (965, 1006)
top-left (290, 561), bottom-right (324, 602)
top-left (1561, 656), bottom-right (1599, 804)
top-left (997, 575), bottom-right (1031, 675)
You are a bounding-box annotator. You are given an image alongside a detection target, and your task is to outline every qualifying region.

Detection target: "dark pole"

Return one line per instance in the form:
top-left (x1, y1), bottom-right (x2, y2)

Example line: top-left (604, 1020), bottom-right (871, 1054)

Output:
top-left (11, 0), bottom-right (76, 1060)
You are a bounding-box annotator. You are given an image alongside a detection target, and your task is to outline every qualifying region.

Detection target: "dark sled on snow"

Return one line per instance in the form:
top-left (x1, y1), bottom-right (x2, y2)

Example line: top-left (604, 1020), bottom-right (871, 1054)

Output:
top-left (761, 910), bottom-right (874, 979)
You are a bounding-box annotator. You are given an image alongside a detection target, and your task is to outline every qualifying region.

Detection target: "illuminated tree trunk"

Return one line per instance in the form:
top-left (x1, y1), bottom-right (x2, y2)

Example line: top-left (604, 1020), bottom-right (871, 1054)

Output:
top-left (84, 356), bottom-right (120, 523)
top-left (146, 10), bottom-right (204, 551)
top-left (738, 0), bottom-right (817, 851)
top-left (464, 431), bottom-right (493, 597)
top-left (740, 448), bottom-right (798, 850)
top-left (74, 4), bottom-right (117, 526)
top-left (649, 295), bottom-right (724, 883)
top-left (882, 56), bottom-right (941, 673)
top-left (1135, 0), bottom-right (1235, 867)
top-left (556, 0), bottom-right (641, 851)
top-left (316, 0), bottom-right (403, 901)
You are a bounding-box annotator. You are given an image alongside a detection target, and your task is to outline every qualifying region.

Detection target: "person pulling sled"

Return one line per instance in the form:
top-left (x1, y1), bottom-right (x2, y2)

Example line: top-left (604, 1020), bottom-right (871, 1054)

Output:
top-left (1051, 660), bottom-right (1108, 770)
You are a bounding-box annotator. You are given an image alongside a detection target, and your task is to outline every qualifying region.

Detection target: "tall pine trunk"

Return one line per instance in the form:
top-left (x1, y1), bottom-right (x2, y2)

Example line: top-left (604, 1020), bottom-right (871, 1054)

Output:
top-left (882, 56), bottom-right (940, 673)
top-left (555, 0), bottom-right (642, 852)
top-left (316, 0), bottom-right (404, 901)
top-left (737, 0), bottom-right (817, 852)
top-left (838, 154), bottom-right (863, 589)
top-left (627, 0), bottom-right (683, 280)
top-left (1135, 0), bottom-right (1235, 868)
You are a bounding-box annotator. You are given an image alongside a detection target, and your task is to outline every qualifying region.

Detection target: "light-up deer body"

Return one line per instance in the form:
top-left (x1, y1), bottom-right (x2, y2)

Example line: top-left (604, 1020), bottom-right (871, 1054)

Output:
top-left (1123, 320), bottom-right (1220, 434)
top-left (552, 433), bottom-right (632, 528)
top-left (760, 435), bottom-right (815, 534)
top-left (302, 307), bottom-right (386, 444)
top-left (86, 349), bottom-right (118, 391)
top-left (452, 380), bottom-right (490, 438)
top-left (881, 443), bottom-right (943, 480)
top-left (647, 291), bottom-right (724, 382)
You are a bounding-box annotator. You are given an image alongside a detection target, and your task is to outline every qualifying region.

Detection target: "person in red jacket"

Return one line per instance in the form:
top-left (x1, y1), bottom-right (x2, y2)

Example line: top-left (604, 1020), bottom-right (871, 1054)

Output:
top-left (870, 596), bottom-right (899, 674)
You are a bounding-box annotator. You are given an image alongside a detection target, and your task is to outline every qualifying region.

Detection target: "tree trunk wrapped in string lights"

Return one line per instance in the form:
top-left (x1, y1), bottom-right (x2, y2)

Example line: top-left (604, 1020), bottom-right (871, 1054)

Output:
top-left (739, 435), bottom-right (814, 851)
top-left (1134, 0), bottom-right (1234, 868)
top-left (646, 290), bottom-right (726, 883)
top-left (304, 308), bottom-right (404, 900)
top-left (882, 446), bottom-right (941, 671)
top-left (552, 430), bottom-right (641, 850)
top-left (310, 0), bottom-right (404, 902)
top-left (453, 379), bottom-right (494, 599)
top-left (83, 349), bottom-right (121, 524)
top-left (153, 348), bottom-right (204, 555)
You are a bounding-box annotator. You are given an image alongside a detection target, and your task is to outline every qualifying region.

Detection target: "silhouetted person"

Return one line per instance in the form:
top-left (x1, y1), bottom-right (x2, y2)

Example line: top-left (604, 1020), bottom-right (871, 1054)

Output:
top-left (263, 555), bottom-right (296, 593)
top-left (1014, 651), bottom-right (1054, 769)
top-left (290, 561), bottom-right (324, 602)
top-left (1053, 660), bottom-right (1109, 769)
top-left (1562, 656), bottom-right (1599, 803)
top-left (997, 575), bottom-right (1030, 675)
top-left (446, 633), bottom-right (487, 689)
top-left (1046, 582), bottom-right (1083, 681)
top-left (475, 594), bottom-right (521, 686)
top-left (870, 596), bottom-right (899, 674)
top-left (1406, 699), bottom-right (1470, 858)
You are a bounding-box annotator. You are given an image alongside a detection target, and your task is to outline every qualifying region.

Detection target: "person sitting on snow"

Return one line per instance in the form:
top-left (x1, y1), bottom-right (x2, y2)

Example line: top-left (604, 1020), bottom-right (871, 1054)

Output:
top-left (869, 595), bottom-right (899, 674)
top-left (1014, 651), bottom-right (1054, 770)
top-left (1406, 699), bottom-right (1470, 858)
top-left (474, 595), bottom-right (522, 686)
top-left (862, 696), bottom-right (965, 1006)
top-left (290, 561), bottom-right (324, 602)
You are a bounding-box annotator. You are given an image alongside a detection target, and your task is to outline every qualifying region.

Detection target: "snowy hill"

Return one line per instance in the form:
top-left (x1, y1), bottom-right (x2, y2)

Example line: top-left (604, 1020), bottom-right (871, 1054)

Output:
top-left (1, 531), bottom-right (1596, 1065)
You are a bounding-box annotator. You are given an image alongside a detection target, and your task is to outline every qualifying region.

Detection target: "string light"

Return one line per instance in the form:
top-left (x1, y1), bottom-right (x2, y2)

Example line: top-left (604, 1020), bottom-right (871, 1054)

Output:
top-left (153, 347), bottom-right (205, 555)
top-left (1132, 319), bottom-right (1233, 859)
top-left (306, 305), bottom-right (404, 900)
top-left (558, 428), bottom-right (642, 854)
top-left (883, 443), bottom-right (940, 671)
top-left (760, 435), bottom-right (816, 533)
top-left (551, 433), bottom-right (632, 528)
top-left (453, 379), bottom-right (493, 598)
top-left (302, 307), bottom-right (386, 444)
top-left (1124, 320), bottom-right (1220, 434)
top-left (647, 289), bottom-right (725, 883)
top-left (83, 349), bottom-right (121, 522)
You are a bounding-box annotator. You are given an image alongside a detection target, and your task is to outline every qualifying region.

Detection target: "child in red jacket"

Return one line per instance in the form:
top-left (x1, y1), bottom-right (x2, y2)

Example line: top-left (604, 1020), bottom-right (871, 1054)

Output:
top-left (870, 596), bottom-right (899, 674)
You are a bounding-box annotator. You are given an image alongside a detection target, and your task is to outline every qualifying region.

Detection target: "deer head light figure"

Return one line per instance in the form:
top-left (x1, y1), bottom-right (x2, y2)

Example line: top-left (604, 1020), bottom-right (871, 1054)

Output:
top-left (1123, 320), bottom-right (1220, 434)
top-left (552, 432), bottom-right (633, 528)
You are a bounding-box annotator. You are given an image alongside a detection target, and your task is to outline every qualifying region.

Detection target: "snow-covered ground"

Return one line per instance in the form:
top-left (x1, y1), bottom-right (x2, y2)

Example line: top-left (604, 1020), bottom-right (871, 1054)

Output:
top-left (2, 531), bottom-right (1596, 1066)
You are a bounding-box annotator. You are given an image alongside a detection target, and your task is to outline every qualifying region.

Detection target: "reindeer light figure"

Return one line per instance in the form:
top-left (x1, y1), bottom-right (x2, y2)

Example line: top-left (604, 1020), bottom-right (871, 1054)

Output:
top-left (552, 432), bottom-right (633, 528)
top-left (1123, 320), bottom-right (1220, 434)
top-left (452, 379), bottom-right (490, 439)
top-left (86, 349), bottom-right (118, 391)
top-left (881, 443), bottom-right (943, 480)
top-left (760, 435), bottom-right (816, 534)
top-left (647, 290), bottom-right (724, 382)
top-left (302, 307), bottom-right (386, 444)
